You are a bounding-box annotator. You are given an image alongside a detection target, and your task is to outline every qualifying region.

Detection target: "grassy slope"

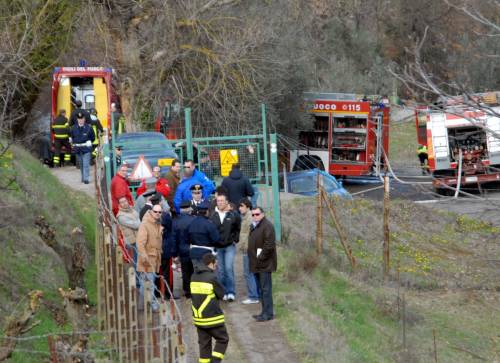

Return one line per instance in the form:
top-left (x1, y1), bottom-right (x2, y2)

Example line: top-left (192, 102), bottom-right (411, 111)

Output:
top-left (0, 145), bottom-right (96, 362)
top-left (275, 196), bottom-right (499, 363)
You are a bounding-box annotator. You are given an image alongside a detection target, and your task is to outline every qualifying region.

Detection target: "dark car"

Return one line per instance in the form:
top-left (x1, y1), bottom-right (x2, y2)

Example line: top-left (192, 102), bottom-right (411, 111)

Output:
top-left (116, 132), bottom-right (178, 175)
top-left (282, 169), bottom-right (352, 199)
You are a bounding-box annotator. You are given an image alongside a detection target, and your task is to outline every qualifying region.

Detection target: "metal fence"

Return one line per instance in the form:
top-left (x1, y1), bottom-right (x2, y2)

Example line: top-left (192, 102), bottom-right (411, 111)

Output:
top-left (96, 138), bottom-right (187, 363)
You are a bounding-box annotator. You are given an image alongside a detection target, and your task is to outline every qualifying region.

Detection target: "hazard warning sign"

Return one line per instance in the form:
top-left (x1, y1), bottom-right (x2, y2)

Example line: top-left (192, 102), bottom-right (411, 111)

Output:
top-left (220, 149), bottom-right (238, 176)
top-left (130, 156), bottom-right (153, 180)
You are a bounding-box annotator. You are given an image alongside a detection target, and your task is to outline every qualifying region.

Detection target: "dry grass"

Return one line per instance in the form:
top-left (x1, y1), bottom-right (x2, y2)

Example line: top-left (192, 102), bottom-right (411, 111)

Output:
top-left (275, 196), bottom-right (500, 362)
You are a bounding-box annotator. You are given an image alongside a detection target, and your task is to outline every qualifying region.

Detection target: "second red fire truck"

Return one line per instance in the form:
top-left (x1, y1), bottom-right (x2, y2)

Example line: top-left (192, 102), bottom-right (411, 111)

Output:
top-left (290, 92), bottom-right (390, 179)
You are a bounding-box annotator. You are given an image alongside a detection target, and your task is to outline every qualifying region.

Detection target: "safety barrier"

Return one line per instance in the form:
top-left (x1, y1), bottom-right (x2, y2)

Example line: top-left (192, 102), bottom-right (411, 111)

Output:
top-left (95, 140), bottom-right (187, 363)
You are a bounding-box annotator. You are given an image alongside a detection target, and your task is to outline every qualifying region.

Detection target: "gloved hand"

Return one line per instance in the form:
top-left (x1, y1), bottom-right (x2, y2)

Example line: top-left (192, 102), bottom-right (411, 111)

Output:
top-left (85, 140), bottom-right (92, 147)
top-left (69, 137), bottom-right (72, 144)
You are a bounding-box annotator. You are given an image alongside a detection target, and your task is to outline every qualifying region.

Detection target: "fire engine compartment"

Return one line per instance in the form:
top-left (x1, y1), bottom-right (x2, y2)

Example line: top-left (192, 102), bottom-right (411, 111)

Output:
top-left (331, 116), bottom-right (367, 162)
top-left (448, 126), bottom-right (489, 174)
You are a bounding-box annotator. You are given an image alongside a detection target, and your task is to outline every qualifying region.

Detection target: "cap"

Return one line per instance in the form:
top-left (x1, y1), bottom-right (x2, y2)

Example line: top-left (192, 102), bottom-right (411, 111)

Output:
top-left (190, 184), bottom-right (203, 191)
top-left (150, 192), bottom-right (162, 203)
top-left (76, 112), bottom-right (85, 119)
top-left (145, 177), bottom-right (157, 190)
top-left (196, 200), bottom-right (210, 211)
top-left (180, 200), bottom-right (192, 209)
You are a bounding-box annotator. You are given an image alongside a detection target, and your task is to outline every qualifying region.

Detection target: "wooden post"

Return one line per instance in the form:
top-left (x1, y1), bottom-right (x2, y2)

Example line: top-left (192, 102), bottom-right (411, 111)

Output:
top-left (144, 281), bottom-right (153, 363)
top-left (433, 329), bottom-right (438, 363)
top-left (127, 267), bottom-right (139, 362)
top-left (383, 175), bottom-right (390, 280)
top-left (116, 248), bottom-right (127, 363)
top-left (321, 190), bottom-right (356, 268)
top-left (159, 302), bottom-right (168, 363)
top-left (316, 170), bottom-right (323, 255)
top-left (103, 229), bottom-right (116, 345)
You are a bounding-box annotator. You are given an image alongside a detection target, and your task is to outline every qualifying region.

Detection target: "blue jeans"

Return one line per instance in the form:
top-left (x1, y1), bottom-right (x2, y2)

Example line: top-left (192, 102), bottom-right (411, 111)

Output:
top-left (256, 272), bottom-right (274, 319)
top-left (139, 272), bottom-right (158, 309)
top-left (216, 243), bottom-right (236, 295)
top-left (243, 254), bottom-right (259, 300)
top-left (76, 152), bottom-right (91, 182)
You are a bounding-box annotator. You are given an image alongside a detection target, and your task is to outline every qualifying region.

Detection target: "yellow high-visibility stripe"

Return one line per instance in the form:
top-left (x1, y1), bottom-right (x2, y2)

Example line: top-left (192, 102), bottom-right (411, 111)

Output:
top-left (212, 351), bottom-right (225, 359)
top-left (190, 282), bottom-right (214, 295)
top-left (54, 135), bottom-right (69, 139)
top-left (194, 318), bottom-right (225, 327)
top-left (193, 314), bottom-right (225, 322)
top-left (52, 125), bottom-right (68, 129)
top-left (199, 358), bottom-right (211, 363)
top-left (64, 154), bottom-right (71, 161)
top-left (191, 305), bottom-right (198, 318)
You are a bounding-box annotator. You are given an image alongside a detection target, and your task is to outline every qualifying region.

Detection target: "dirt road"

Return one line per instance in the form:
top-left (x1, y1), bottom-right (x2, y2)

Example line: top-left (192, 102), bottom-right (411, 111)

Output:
top-left (50, 164), bottom-right (96, 197)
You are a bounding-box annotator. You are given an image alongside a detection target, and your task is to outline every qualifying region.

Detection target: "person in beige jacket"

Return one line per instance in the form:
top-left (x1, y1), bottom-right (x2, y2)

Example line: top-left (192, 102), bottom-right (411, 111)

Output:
top-left (136, 204), bottom-right (163, 311)
top-left (238, 198), bottom-right (260, 304)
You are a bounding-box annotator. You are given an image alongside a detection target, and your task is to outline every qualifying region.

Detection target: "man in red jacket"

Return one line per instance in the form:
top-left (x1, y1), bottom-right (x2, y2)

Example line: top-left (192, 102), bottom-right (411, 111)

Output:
top-left (111, 164), bottom-right (134, 215)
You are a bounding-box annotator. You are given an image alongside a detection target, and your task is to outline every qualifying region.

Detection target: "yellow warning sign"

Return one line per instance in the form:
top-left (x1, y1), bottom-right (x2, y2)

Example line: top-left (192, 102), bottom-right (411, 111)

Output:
top-left (220, 149), bottom-right (239, 177)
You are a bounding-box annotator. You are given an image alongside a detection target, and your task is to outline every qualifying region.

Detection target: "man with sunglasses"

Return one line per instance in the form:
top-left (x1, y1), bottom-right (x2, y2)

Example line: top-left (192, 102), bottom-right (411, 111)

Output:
top-left (248, 207), bottom-right (277, 322)
top-left (136, 205), bottom-right (163, 311)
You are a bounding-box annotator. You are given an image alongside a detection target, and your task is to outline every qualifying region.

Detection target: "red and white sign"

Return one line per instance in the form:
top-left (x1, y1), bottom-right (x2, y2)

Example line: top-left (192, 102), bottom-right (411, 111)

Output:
top-left (130, 156), bottom-right (153, 179)
top-left (312, 100), bottom-right (370, 114)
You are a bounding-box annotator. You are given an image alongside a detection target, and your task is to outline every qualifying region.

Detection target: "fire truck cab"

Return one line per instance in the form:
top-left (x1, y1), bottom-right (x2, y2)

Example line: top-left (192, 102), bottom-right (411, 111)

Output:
top-left (290, 92), bottom-right (390, 178)
top-left (416, 92), bottom-right (500, 192)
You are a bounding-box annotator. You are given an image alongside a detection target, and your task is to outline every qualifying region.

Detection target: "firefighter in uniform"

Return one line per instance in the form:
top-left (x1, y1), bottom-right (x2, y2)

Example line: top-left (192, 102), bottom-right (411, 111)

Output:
top-left (89, 108), bottom-right (104, 160)
top-left (51, 109), bottom-right (71, 167)
top-left (417, 144), bottom-right (429, 175)
top-left (191, 253), bottom-right (229, 363)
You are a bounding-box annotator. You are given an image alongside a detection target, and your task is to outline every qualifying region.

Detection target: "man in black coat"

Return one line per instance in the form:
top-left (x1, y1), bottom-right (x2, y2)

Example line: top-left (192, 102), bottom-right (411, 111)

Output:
top-left (172, 200), bottom-right (196, 298)
top-left (221, 164), bottom-right (254, 205)
top-left (210, 193), bottom-right (241, 302)
top-left (69, 100), bottom-right (91, 127)
top-left (248, 206), bottom-right (277, 322)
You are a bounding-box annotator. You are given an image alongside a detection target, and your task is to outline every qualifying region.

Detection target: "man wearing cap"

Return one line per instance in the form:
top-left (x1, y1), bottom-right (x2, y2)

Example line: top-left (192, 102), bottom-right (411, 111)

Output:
top-left (111, 164), bottom-right (134, 216)
top-left (188, 201), bottom-right (220, 267)
top-left (172, 200), bottom-right (195, 298)
top-left (190, 184), bottom-right (205, 211)
top-left (69, 100), bottom-right (91, 127)
top-left (135, 178), bottom-right (170, 217)
top-left (70, 112), bottom-right (95, 184)
top-left (174, 159), bottom-right (215, 213)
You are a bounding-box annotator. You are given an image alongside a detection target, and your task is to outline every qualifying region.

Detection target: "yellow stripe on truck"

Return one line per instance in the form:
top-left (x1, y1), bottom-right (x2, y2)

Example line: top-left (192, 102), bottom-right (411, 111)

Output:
top-left (93, 77), bottom-right (109, 129)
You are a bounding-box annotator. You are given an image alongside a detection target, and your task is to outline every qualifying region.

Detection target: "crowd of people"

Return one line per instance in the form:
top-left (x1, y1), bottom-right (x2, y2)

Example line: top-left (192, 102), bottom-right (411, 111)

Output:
top-left (112, 159), bottom-right (278, 362)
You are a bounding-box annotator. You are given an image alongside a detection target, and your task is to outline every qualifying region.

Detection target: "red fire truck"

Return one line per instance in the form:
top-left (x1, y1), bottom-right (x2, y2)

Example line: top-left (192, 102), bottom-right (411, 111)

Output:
top-left (290, 92), bottom-right (390, 178)
top-left (415, 92), bottom-right (500, 192)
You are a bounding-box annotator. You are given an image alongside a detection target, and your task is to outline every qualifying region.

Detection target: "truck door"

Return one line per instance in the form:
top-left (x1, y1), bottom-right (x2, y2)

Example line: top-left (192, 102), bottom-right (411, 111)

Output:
top-left (486, 110), bottom-right (500, 165)
top-left (429, 113), bottom-right (450, 170)
top-left (57, 77), bottom-right (71, 117)
top-left (93, 77), bottom-right (109, 128)
top-left (373, 114), bottom-right (384, 175)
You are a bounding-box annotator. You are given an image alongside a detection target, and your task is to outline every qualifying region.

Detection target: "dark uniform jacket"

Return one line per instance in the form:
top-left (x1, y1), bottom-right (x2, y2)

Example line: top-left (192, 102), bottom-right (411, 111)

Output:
top-left (210, 209), bottom-right (241, 248)
top-left (52, 115), bottom-right (69, 139)
top-left (69, 108), bottom-right (91, 127)
top-left (188, 216), bottom-right (220, 260)
top-left (172, 213), bottom-right (195, 259)
top-left (190, 264), bottom-right (225, 328)
top-left (161, 212), bottom-right (177, 260)
top-left (70, 123), bottom-right (95, 154)
top-left (221, 169), bottom-right (254, 205)
top-left (248, 217), bottom-right (277, 273)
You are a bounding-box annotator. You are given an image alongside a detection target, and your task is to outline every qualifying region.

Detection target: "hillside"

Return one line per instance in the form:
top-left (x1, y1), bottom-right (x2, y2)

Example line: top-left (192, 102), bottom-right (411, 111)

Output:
top-left (0, 145), bottom-right (96, 362)
top-left (275, 196), bottom-right (499, 362)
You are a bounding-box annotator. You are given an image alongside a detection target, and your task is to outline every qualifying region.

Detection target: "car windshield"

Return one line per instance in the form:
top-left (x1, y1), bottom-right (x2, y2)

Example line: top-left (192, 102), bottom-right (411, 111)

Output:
top-left (289, 173), bottom-right (339, 193)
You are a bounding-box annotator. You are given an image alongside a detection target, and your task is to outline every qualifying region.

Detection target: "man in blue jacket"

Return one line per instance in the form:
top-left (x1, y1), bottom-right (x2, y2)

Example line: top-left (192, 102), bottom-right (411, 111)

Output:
top-left (172, 200), bottom-right (196, 298)
top-left (70, 112), bottom-right (95, 184)
top-left (188, 201), bottom-right (220, 267)
top-left (174, 159), bottom-right (215, 212)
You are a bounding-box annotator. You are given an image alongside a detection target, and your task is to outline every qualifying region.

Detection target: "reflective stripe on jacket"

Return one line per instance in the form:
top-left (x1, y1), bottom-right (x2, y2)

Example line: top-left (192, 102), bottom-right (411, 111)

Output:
top-left (190, 264), bottom-right (225, 328)
top-left (52, 115), bottom-right (69, 139)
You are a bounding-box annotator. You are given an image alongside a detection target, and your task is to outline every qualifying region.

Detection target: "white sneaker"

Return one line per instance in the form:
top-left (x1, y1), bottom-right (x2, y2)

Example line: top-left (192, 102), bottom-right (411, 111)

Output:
top-left (227, 293), bottom-right (235, 302)
top-left (242, 298), bottom-right (259, 305)
top-left (223, 294), bottom-right (229, 301)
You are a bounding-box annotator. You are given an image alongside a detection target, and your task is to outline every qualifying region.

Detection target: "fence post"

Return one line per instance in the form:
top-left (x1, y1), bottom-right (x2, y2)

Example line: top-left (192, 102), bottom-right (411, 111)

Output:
top-left (116, 248), bottom-right (127, 363)
top-left (103, 229), bottom-right (117, 345)
top-left (127, 267), bottom-right (139, 362)
top-left (270, 133), bottom-right (281, 241)
top-left (316, 170), bottom-right (323, 255)
top-left (144, 281), bottom-right (153, 363)
top-left (262, 104), bottom-right (269, 183)
top-left (383, 175), bottom-right (390, 280)
top-left (184, 108), bottom-right (193, 160)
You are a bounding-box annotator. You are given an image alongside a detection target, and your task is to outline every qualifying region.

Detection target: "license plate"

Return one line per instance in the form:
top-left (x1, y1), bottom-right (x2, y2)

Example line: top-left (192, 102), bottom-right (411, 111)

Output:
top-left (158, 158), bottom-right (174, 167)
